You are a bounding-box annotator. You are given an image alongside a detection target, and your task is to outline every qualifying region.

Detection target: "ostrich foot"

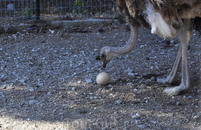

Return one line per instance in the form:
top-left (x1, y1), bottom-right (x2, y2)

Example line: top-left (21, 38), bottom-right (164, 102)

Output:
top-left (163, 85), bottom-right (187, 96)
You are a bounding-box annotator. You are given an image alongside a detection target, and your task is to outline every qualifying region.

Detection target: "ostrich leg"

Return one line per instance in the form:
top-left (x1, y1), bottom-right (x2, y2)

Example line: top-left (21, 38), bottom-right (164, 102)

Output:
top-left (157, 44), bottom-right (182, 84)
top-left (159, 19), bottom-right (192, 95)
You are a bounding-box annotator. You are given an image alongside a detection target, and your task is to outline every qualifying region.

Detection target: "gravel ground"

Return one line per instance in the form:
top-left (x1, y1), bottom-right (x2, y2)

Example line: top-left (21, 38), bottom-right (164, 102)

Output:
top-left (0, 22), bottom-right (200, 130)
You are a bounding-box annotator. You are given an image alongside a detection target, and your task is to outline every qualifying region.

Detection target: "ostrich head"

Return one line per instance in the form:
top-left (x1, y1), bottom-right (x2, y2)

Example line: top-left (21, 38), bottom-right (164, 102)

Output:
top-left (96, 46), bottom-right (114, 68)
top-left (96, 26), bottom-right (139, 68)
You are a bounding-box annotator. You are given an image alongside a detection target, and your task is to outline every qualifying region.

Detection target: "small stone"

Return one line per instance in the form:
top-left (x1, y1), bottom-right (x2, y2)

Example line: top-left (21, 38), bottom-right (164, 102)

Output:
top-left (18, 79), bottom-right (25, 83)
top-left (72, 87), bottom-right (77, 91)
top-left (193, 114), bottom-right (201, 119)
top-left (6, 85), bottom-right (15, 90)
top-left (0, 92), bottom-right (4, 99)
top-left (124, 68), bottom-right (134, 73)
top-left (0, 85), bottom-right (6, 89)
top-left (140, 45), bottom-right (145, 48)
top-left (127, 82), bottom-right (133, 85)
top-left (150, 120), bottom-right (157, 124)
top-left (28, 87), bottom-right (34, 92)
top-left (132, 113), bottom-right (141, 119)
top-left (187, 96), bottom-right (193, 99)
top-left (176, 101), bottom-right (181, 106)
top-left (47, 92), bottom-right (52, 95)
top-left (150, 77), bottom-right (156, 81)
top-left (29, 100), bottom-right (39, 104)
top-left (86, 79), bottom-right (92, 84)
top-left (137, 124), bottom-right (146, 129)
top-left (0, 92), bottom-right (4, 96)
top-left (128, 73), bottom-right (135, 76)
top-left (1, 75), bottom-right (8, 82)
top-left (78, 81), bottom-right (81, 84)
top-left (116, 99), bottom-right (123, 104)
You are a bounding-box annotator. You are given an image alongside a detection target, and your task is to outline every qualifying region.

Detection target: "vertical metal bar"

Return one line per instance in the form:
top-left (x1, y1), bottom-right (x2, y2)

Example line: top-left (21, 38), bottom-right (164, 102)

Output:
top-left (36, 0), bottom-right (40, 20)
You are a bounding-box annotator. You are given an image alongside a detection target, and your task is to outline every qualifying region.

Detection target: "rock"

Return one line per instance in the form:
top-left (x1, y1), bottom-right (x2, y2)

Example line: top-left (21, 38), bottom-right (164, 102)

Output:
top-left (28, 87), bottom-right (35, 92)
top-left (0, 85), bottom-right (6, 89)
top-left (1, 75), bottom-right (8, 82)
top-left (137, 124), bottom-right (147, 129)
top-left (187, 96), bottom-right (193, 99)
top-left (77, 80), bottom-right (82, 84)
top-left (6, 85), bottom-right (15, 90)
top-left (193, 113), bottom-right (201, 120)
top-left (150, 76), bottom-right (156, 81)
top-left (124, 68), bottom-right (134, 73)
top-left (47, 92), bottom-right (52, 96)
top-left (72, 87), bottom-right (77, 91)
top-left (29, 100), bottom-right (39, 104)
top-left (128, 72), bottom-right (139, 76)
top-left (116, 99), bottom-right (123, 104)
top-left (86, 79), bottom-right (92, 84)
top-left (132, 113), bottom-right (141, 119)
top-left (128, 73), bottom-right (135, 76)
top-left (0, 92), bottom-right (4, 99)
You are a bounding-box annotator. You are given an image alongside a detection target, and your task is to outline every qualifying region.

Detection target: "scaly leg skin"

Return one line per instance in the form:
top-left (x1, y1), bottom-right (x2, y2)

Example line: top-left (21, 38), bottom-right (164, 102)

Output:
top-left (159, 19), bottom-right (191, 95)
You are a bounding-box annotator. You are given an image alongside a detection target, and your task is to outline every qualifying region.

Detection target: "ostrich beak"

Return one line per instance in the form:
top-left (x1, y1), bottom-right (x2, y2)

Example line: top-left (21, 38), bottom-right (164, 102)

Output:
top-left (96, 55), bottom-right (108, 68)
top-left (103, 62), bottom-right (107, 68)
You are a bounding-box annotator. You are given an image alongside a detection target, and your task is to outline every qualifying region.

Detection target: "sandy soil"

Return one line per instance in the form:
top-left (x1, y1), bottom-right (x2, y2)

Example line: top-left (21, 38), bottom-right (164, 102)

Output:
top-left (0, 22), bottom-right (200, 130)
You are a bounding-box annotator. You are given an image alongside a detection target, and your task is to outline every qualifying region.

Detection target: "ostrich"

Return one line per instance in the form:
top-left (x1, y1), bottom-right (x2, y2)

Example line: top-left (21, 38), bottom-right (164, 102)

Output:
top-left (97, 0), bottom-right (201, 95)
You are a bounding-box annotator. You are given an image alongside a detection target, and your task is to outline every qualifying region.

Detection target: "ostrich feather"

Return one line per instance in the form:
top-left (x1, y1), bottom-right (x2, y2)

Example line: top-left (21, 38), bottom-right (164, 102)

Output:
top-left (117, 0), bottom-right (201, 33)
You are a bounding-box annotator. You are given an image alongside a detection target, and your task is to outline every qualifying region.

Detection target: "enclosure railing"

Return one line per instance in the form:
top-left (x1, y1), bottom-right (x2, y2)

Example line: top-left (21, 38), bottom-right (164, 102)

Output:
top-left (0, 0), bottom-right (118, 25)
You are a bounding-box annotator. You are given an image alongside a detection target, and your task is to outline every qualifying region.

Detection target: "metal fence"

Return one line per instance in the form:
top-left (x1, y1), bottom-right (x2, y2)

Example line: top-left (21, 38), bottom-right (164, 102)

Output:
top-left (0, 0), bottom-right (118, 25)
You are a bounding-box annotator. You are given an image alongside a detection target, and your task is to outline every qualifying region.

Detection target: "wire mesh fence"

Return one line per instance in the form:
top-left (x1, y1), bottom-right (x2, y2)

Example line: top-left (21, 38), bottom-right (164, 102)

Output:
top-left (0, 0), bottom-right (118, 25)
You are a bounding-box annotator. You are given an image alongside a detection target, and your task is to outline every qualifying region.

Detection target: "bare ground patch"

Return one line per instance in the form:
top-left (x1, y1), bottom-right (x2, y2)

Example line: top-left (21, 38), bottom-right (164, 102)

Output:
top-left (0, 22), bottom-right (200, 130)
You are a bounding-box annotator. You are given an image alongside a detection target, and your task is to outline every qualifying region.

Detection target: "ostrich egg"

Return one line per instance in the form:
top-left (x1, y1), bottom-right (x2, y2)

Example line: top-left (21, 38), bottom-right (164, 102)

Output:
top-left (96, 72), bottom-right (110, 85)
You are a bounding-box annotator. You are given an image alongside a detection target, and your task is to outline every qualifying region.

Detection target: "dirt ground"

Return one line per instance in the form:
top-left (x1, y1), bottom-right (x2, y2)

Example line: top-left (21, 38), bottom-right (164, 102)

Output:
top-left (0, 22), bottom-right (200, 130)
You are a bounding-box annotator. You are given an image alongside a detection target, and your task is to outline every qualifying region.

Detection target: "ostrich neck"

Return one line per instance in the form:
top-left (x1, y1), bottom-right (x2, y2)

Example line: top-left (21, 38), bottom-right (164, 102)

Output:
top-left (110, 26), bottom-right (139, 57)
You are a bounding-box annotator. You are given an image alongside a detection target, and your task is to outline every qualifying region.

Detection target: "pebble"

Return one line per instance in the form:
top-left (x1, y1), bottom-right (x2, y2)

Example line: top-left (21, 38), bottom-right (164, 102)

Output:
top-left (116, 99), bottom-right (123, 104)
top-left (72, 87), bottom-right (77, 91)
top-left (150, 76), bottom-right (156, 81)
top-left (132, 113), bottom-right (141, 119)
top-left (128, 73), bottom-right (135, 76)
top-left (0, 92), bottom-right (4, 99)
top-left (6, 85), bottom-right (15, 90)
top-left (128, 73), bottom-right (139, 76)
top-left (137, 124), bottom-right (147, 129)
top-left (47, 92), bottom-right (52, 95)
top-left (125, 68), bottom-right (134, 73)
top-left (193, 115), bottom-right (199, 119)
top-left (187, 96), bottom-right (193, 99)
top-left (78, 80), bottom-right (82, 84)
top-left (29, 100), bottom-right (39, 104)
top-left (0, 92), bottom-right (4, 96)
top-left (140, 45), bottom-right (146, 48)
top-left (86, 79), bottom-right (92, 84)
top-left (1, 75), bottom-right (8, 82)
top-left (28, 87), bottom-right (35, 92)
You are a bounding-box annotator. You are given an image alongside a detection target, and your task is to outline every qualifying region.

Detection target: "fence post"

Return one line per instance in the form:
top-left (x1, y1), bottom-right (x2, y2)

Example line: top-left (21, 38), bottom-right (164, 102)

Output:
top-left (36, 0), bottom-right (40, 20)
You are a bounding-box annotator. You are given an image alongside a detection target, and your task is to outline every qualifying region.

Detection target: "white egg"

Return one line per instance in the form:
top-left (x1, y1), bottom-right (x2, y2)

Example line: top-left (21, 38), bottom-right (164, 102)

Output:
top-left (96, 72), bottom-right (110, 85)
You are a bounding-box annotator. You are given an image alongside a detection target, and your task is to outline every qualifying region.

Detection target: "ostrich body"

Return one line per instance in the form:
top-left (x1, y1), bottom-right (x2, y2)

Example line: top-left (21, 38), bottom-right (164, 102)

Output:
top-left (97, 0), bottom-right (201, 95)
